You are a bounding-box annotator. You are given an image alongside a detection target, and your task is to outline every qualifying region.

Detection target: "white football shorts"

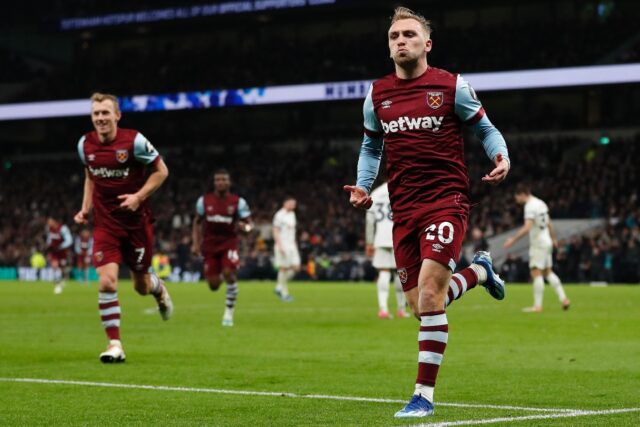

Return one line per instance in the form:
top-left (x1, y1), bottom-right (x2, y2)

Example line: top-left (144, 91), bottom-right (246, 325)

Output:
top-left (373, 247), bottom-right (396, 269)
top-left (275, 247), bottom-right (301, 269)
top-left (529, 245), bottom-right (553, 270)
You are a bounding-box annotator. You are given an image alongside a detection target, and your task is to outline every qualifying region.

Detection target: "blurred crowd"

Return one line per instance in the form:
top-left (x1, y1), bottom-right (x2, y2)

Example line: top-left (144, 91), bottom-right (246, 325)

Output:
top-left (467, 135), bottom-right (640, 234)
top-left (1, 134), bottom-right (639, 282)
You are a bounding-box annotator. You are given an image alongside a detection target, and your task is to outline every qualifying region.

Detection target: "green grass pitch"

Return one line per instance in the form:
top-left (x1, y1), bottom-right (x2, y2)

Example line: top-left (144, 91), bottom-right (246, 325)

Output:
top-left (1, 280), bottom-right (639, 426)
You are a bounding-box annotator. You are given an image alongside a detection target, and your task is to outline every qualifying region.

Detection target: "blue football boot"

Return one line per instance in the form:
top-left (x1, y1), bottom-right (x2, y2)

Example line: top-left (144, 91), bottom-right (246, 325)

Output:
top-left (472, 251), bottom-right (505, 300)
top-left (394, 394), bottom-right (435, 418)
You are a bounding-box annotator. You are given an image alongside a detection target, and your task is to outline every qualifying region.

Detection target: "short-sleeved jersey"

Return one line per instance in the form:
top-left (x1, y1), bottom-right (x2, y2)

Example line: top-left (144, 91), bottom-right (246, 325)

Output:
top-left (74, 235), bottom-right (93, 256)
top-left (524, 196), bottom-right (553, 248)
top-left (367, 183), bottom-right (394, 248)
top-left (46, 224), bottom-right (72, 251)
top-left (273, 208), bottom-right (297, 249)
top-left (77, 128), bottom-right (160, 230)
top-left (364, 68), bottom-right (485, 224)
top-left (196, 192), bottom-right (251, 255)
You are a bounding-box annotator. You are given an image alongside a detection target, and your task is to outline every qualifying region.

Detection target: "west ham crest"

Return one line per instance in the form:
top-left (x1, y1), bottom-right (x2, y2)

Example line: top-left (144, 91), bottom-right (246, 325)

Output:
top-left (397, 268), bottom-right (408, 284)
top-left (116, 149), bottom-right (129, 163)
top-left (427, 92), bottom-right (444, 109)
top-left (95, 251), bottom-right (104, 263)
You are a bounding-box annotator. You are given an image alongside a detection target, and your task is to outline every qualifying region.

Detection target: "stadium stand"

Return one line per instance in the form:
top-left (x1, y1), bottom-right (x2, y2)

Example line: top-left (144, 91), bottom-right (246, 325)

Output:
top-left (1, 1), bottom-right (640, 101)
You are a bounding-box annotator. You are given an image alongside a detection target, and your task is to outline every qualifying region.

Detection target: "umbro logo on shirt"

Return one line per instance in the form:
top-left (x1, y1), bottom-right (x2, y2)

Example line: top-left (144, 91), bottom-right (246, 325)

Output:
top-left (382, 100), bottom-right (393, 109)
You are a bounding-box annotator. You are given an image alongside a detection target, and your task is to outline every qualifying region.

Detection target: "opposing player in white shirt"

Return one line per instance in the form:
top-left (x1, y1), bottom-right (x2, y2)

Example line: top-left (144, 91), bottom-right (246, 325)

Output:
top-left (504, 184), bottom-right (570, 312)
top-left (367, 182), bottom-right (409, 319)
top-left (272, 197), bottom-right (300, 302)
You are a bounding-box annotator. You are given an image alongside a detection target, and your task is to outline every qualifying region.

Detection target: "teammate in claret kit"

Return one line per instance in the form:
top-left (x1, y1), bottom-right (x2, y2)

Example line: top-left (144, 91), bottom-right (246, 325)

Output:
top-left (192, 169), bottom-right (253, 327)
top-left (75, 92), bottom-right (173, 363)
top-left (46, 216), bottom-right (73, 294)
top-left (74, 228), bottom-right (93, 283)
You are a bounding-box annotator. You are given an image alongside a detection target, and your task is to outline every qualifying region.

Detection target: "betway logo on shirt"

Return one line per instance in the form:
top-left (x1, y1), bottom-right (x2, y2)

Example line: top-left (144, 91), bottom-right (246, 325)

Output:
top-left (381, 116), bottom-right (444, 133)
top-left (206, 215), bottom-right (233, 224)
top-left (88, 165), bottom-right (130, 179)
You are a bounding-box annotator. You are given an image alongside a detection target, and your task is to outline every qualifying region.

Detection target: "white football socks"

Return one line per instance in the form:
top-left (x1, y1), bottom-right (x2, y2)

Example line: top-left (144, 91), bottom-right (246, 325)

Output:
top-left (545, 272), bottom-right (567, 301)
top-left (533, 276), bottom-right (544, 307)
top-left (377, 270), bottom-right (391, 312)
top-left (276, 270), bottom-right (290, 297)
top-left (414, 384), bottom-right (434, 403)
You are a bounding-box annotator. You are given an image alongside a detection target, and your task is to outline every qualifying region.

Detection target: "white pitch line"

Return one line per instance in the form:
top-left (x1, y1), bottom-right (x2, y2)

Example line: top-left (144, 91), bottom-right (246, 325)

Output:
top-left (0, 378), bottom-right (575, 413)
top-left (404, 407), bottom-right (640, 427)
top-left (436, 402), bottom-right (573, 413)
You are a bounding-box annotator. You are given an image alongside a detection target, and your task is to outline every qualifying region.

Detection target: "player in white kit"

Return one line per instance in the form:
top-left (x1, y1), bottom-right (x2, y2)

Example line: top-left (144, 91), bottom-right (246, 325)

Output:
top-left (273, 197), bottom-right (300, 302)
top-left (366, 182), bottom-right (409, 319)
top-left (504, 184), bottom-right (570, 312)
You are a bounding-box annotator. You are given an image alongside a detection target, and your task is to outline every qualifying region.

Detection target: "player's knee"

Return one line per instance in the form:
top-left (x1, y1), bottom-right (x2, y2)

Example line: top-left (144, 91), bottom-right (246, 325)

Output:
top-left (419, 277), bottom-right (446, 302)
top-left (98, 273), bottom-right (117, 292)
top-left (208, 278), bottom-right (222, 291)
top-left (222, 270), bottom-right (236, 284)
top-left (420, 287), bottom-right (440, 303)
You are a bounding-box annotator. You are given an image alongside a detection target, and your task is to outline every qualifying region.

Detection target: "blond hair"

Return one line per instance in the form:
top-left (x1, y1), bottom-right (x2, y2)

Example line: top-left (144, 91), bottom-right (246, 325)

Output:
top-left (391, 7), bottom-right (432, 37)
top-left (90, 92), bottom-right (120, 114)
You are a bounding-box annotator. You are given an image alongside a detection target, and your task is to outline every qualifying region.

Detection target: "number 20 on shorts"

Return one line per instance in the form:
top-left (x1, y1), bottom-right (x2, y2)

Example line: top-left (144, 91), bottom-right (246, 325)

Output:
top-left (424, 222), bottom-right (454, 244)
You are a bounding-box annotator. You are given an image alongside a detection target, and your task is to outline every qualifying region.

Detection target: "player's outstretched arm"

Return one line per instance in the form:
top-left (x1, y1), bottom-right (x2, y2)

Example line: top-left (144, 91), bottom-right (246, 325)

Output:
top-left (74, 169), bottom-right (94, 224)
top-left (455, 76), bottom-right (509, 186)
top-left (343, 185), bottom-right (373, 209)
top-left (482, 153), bottom-right (510, 185)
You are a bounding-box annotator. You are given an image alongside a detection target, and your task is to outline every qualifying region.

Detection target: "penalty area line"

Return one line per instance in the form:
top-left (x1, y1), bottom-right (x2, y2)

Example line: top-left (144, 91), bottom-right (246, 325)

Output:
top-left (403, 407), bottom-right (640, 427)
top-left (0, 377), bottom-right (575, 413)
